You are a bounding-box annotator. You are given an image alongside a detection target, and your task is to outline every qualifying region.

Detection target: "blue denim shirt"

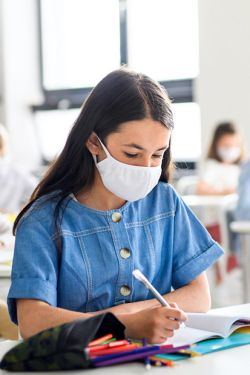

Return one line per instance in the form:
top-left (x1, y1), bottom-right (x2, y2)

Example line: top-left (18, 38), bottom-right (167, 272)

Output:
top-left (236, 160), bottom-right (250, 220)
top-left (8, 182), bottom-right (223, 323)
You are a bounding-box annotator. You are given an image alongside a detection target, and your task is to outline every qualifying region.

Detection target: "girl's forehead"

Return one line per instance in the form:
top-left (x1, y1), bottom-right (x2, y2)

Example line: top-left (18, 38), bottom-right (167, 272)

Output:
top-left (107, 119), bottom-right (171, 149)
top-left (218, 133), bottom-right (240, 144)
top-left (112, 119), bottom-right (170, 137)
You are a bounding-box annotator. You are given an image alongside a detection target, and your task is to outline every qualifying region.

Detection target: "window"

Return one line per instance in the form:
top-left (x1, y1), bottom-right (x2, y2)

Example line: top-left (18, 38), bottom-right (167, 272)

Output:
top-left (36, 0), bottom-right (200, 163)
top-left (171, 103), bottom-right (201, 162)
top-left (126, 0), bottom-right (199, 82)
top-left (40, 0), bottom-right (120, 90)
top-left (34, 109), bottom-right (79, 162)
top-left (34, 103), bottom-right (201, 163)
top-left (38, 0), bottom-right (198, 104)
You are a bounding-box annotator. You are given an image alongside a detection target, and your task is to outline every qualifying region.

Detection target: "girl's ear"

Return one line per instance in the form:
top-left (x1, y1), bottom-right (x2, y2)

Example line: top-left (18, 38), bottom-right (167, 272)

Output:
top-left (86, 133), bottom-right (101, 156)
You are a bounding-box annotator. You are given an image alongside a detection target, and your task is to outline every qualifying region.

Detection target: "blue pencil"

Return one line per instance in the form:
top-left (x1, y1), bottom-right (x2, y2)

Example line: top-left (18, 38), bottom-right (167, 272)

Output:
top-left (142, 338), bottom-right (151, 370)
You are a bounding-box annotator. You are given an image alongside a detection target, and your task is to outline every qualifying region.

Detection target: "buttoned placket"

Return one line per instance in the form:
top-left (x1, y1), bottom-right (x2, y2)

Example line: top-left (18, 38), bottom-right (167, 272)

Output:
top-left (108, 209), bottom-right (134, 305)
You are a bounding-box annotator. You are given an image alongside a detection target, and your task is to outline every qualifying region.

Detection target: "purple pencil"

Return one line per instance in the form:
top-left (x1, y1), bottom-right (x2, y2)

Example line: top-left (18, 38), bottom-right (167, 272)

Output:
top-left (93, 344), bottom-right (190, 367)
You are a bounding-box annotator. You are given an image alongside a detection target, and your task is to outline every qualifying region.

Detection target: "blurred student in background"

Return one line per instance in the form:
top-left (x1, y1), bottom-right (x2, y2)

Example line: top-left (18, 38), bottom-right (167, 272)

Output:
top-left (196, 122), bottom-right (245, 273)
top-left (197, 122), bottom-right (244, 197)
top-left (0, 124), bottom-right (37, 213)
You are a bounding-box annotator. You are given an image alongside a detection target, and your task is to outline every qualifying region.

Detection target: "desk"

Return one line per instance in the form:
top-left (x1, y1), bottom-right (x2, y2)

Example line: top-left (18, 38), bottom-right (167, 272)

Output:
top-left (1, 304), bottom-right (250, 374)
top-left (182, 194), bottom-right (238, 251)
top-left (230, 221), bottom-right (250, 303)
top-left (0, 247), bottom-right (12, 278)
top-left (0, 245), bottom-right (13, 301)
top-left (0, 277), bottom-right (11, 302)
top-left (0, 340), bottom-right (250, 375)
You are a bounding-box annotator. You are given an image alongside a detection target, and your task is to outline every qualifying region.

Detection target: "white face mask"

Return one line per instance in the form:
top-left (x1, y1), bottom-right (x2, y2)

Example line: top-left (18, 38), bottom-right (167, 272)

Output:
top-left (217, 147), bottom-right (241, 163)
top-left (93, 137), bottom-right (162, 202)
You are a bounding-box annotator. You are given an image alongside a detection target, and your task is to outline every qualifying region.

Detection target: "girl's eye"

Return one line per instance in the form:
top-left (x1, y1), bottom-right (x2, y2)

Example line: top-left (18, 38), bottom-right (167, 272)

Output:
top-left (124, 152), bottom-right (138, 158)
top-left (152, 154), bottom-right (163, 159)
top-left (124, 152), bottom-right (163, 159)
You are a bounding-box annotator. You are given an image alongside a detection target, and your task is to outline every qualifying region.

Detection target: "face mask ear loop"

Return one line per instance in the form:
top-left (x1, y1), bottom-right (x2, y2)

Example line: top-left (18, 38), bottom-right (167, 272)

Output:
top-left (95, 136), bottom-right (111, 158)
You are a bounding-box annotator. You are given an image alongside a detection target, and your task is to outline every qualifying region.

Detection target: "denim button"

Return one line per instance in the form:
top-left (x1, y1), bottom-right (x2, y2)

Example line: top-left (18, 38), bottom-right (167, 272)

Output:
top-left (120, 248), bottom-right (131, 259)
top-left (120, 285), bottom-right (131, 296)
top-left (111, 212), bottom-right (122, 222)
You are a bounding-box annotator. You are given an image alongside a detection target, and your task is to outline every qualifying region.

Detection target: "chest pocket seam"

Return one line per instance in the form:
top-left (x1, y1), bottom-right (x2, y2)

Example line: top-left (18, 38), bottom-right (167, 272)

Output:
top-left (78, 237), bottom-right (93, 311)
top-left (125, 211), bottom-right (175, 228)
top-left (143, 224), bottom-right (156, 275)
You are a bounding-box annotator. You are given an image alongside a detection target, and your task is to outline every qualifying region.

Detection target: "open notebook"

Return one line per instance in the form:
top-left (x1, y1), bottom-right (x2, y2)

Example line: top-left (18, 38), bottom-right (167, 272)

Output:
top-left (167, 303), bottom-right (250, 346)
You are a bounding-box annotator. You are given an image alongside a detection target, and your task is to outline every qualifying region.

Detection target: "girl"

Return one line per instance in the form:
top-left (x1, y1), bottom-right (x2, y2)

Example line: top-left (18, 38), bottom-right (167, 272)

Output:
top-left (197, 122), bottom-right (244, 197)
top-left (8, 69), bottom-right (223, 343)
top-left (196, 123), bottom-right (244, 266)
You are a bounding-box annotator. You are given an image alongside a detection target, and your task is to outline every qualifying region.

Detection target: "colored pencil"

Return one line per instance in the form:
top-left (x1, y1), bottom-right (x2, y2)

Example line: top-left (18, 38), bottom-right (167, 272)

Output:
top-left (93, 344), bottom-right (190, 367)
top-left (89, 344), bottom-right (139, 357)
top-left (149, 356), bottom-right (174, 366)
top-left (88, 339), bottom-right (130, 353)
top-left (142, 338), bottom-right (151, 371)
top-left (88, 333), bottom-right (113, 347)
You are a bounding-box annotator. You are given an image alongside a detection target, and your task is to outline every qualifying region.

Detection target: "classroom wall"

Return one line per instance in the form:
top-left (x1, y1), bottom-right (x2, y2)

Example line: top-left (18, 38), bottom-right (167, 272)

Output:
top-left (196, 0), bottom-right (250, 159)
top-left (0, 0), bottom-right (249, 170)
top-left (0, 0), bottom-right (42, 170)
top-left (0, 1), bottom-right (4, 122)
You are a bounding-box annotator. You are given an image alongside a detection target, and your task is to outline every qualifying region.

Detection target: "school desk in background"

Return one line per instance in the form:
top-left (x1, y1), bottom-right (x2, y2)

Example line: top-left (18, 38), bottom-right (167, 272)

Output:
top-left (0, 213), bottom-right (15, 278)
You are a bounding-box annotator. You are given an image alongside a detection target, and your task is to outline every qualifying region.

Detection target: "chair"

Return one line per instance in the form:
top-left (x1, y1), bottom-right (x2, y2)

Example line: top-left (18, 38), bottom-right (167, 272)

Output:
top-left (0, 300), bottom-right (18, 340)
top-left (230, 221), bottom-right (250, 303)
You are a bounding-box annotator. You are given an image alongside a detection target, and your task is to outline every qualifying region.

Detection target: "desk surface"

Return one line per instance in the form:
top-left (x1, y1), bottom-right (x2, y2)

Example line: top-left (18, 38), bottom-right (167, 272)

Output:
top-left (0, 266), bottom-right (11, 277)
top-left (182, 193), bottom-right (238, 208)
top-left (1, 305), bottom-right (250, 374)
top-left (0, 242), bottom-right (14, 278)
top-left (0, 256), bottom-right (12, 278)
top-left (0, 340), bottom-right (250, 375)
top-left (230, 221), bottom-right (250, 234)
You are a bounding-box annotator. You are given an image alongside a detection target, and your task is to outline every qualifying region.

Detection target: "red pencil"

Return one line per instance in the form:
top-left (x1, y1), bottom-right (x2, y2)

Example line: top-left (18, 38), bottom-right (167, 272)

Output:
top-left (88, 340), bottom-right (130, 353)
top-left (89, 344), bottom-right (139, 357)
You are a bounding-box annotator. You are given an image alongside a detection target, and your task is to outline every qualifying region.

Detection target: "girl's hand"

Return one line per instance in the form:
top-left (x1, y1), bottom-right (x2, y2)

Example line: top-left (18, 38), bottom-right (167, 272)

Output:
top-left (123, 302), bottom-right (187, 344)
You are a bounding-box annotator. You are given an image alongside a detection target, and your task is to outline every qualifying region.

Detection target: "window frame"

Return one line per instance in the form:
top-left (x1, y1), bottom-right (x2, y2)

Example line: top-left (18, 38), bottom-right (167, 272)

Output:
top-left (34, 0), bottom-right (193, 111)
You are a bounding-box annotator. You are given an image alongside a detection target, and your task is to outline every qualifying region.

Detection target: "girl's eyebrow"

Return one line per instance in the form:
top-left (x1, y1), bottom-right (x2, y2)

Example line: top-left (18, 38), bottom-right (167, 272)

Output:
top-left (122, 143), bottom-right (168, 151)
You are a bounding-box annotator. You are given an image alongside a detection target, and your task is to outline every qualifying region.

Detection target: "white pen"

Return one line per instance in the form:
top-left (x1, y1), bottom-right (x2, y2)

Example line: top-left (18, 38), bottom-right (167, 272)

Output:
top-left (132, 269), bottom-right (170, 307)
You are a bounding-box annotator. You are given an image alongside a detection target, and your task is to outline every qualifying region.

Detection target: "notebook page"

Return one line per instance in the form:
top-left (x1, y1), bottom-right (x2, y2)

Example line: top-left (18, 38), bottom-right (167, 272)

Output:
top-left (165, 325), bottom-right (217, 346)
top-left (208, 303), bottom-right (250, 316)
top-left (186, 313), bottom-right (250, 337)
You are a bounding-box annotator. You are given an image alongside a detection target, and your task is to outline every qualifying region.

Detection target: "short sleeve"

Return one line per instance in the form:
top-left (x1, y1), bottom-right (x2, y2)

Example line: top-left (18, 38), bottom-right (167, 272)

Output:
top-left (7, 215), bottom-right (58, 324)
top-left (171, 194), bottom-right (224, 289)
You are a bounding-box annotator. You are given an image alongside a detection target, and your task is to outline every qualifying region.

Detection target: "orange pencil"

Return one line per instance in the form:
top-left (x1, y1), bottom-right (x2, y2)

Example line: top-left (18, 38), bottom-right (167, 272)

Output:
top-left (149, 356), bottom-right (174, 366)
top-left (88, 334), bottom-right (113, 347)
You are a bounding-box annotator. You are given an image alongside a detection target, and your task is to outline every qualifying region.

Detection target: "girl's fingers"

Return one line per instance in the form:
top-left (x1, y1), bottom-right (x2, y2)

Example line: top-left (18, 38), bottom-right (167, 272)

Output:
top-left (164, 329), bottom-right (175, 337)
top-left (164, 318), bottom-right (181, 330)
top-left (169, 302), bottom-right (178, 309)
top-left (163, 307), bottom-right (187, 322)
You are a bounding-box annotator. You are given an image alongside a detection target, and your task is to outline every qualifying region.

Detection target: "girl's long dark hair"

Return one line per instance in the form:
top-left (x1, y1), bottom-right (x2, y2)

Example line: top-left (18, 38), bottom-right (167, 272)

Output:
top-left (13, 68), bottom-right (174, 236)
